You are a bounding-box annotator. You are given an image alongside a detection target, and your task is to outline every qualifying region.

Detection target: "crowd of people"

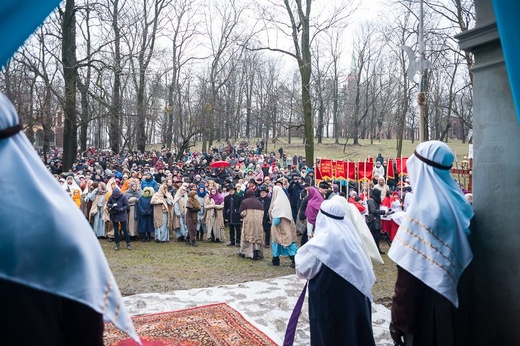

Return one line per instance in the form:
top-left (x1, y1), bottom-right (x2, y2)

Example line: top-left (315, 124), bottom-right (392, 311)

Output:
top-left (47, 141), bottom-right (473, 345)
top-left (49, 143), bottom-right (422, 257)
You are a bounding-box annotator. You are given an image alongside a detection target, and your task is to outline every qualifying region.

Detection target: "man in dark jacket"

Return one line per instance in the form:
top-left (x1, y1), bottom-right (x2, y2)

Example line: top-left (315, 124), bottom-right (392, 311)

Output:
top-left (257, 185), bottom-right (272, 246)
top-left (106, 188), bottom-right (131, 250)
top-left (224, 184), bottom-right (243, 246)
top-left (288, 176), bottom-right (304, 222)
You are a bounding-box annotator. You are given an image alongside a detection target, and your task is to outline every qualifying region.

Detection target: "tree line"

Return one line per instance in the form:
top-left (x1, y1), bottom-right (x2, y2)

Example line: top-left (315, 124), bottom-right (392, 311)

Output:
top-left (0, 0), bottom-right (474, 170)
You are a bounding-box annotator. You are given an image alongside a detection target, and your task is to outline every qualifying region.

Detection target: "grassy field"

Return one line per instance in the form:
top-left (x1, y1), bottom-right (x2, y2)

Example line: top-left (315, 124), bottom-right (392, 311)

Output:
top-left (182, 137), bottom-right (471, 162)
top-left (102, 234), bottom-right (396, 306)
top-left (106, 138), bottom-right (470, 306)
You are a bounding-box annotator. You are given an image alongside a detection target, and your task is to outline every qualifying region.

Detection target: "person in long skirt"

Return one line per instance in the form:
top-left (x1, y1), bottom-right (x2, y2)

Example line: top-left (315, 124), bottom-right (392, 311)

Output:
top-left (173, 185), bottom-right (188, 242)
top-left (124, 181), bottom-right (142, 237)
top-left (196, 184), bottom-right (207, 241)
top-left (268, 185), bottom-right (298, 267)
top-left (205, 187), bottom-right (226, 242)
top-left (137, 187), bottom-right (154, 242)
top-left (150, 183), bottom-right (174, 242)
top-left (237, 190), bottom-right (264, 260)
top-left (88, 182), bottom-right (107, 238)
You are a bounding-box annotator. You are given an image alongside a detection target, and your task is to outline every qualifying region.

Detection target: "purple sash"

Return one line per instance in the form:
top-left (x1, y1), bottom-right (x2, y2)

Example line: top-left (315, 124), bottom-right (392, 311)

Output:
top-left (283, 281), bottom-right (308, 346)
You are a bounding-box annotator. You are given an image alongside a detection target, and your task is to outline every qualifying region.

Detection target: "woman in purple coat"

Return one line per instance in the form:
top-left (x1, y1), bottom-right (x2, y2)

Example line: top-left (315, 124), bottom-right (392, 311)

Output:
top-left (106, 188), bottom-right (131, 250)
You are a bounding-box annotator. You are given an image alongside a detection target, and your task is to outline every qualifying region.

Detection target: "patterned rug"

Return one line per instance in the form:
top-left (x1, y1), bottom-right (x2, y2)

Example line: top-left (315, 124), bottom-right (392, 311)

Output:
top-left (104, 302), bottom-right (278, 346)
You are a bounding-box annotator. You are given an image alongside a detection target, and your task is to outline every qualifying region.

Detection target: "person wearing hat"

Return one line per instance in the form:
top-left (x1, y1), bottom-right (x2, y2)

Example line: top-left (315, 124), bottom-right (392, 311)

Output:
top-left (318, 181), bottom-right (331, 199)
top-left (388, 141), bottom-right (474, 346)
top-left (141, 171), bottom-right (159, 192)
top-left (224, 184), bottom-right (243, 247)
top-left (237, 190), bottom-right (265, 260)
top-left (257, 185), bottom-right (272, 246)
top-left (288, 175), bottom-right (304, 222)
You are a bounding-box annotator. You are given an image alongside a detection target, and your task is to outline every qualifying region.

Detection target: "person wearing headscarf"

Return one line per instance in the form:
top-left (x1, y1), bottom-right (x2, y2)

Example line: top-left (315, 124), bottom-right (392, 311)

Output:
top-left (106, 188), bottom-right (131, 250)
top-left (295, 198), bottom-right (376, 346)
top-left (172, 184), bottom-right (189, 242)
top-left (62, 175), bottom-right (82, 208)
top-left (205, 186), bottom-right (226, 242)
top-left (124, 180), bottom-right (142, 237)
top-left (104, 178), bottom-right (118, 242)
top-left (196, 184), bottom-right (207, 241)
top-left (137, 187), bottom-right (154, 242)
top-left (367, 188), bottom-right (387, 254)
top-left (87, 182), bottom-right (108, 238)
top-left (0, 75), bottom-right (138, 343)
top-left (332, 195), bottom-right (384, 267)
top-left (186, 190), bottom-right (201, 247)
top-left (388, 141), bottom-right (474, 346)
top-left (151, 183), bottom-right (174, 243)
top-left (269, 185), bottom-right (298, 267)
top-left (237, 190), bottom-right (265, 260)
top-left (304, 187), bottom-right (324, 242)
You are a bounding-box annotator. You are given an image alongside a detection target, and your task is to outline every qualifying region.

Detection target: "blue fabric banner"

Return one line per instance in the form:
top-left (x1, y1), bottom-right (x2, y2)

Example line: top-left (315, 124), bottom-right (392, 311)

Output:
top-left (0, 0), bottom-right (62, 68)
top-left (492, 0), bottom-right (520, 125)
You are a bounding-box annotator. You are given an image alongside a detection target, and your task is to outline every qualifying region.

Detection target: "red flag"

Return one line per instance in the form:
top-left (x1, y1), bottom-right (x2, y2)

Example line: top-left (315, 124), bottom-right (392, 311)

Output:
top-left (335, 160), bottom-right (347, 181)
top-left (319, 159), bottom-right (333, 180)
top-left (347, 162), bottom-right (356, 181)
top-left (357, 162), bottom-right (374, 182)
top-left (315, 160), bottom-right (322, 181)
top-left (396, 157), bottom-right (408, 176)
top-left (387, 159), bottom-right (395, 180)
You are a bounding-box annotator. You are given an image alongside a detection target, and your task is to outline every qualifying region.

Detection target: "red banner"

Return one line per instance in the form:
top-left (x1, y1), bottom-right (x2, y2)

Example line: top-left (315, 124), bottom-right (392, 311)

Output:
top-left (347, 161), bottom-right (356, 181)
top-left (334, 160), bottom-right (347, 181)
top-left (357, 162), bottom-right (374, 182)
top-left (396, 157), bottom-right (408, 176)
top-left (387, 159), bottom-right (395, 180)
top-left (318, 159), bottom-right (333, 180)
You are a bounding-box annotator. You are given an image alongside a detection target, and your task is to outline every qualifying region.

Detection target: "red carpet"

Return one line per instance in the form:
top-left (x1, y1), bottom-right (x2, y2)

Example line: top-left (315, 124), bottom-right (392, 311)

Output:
top-left (104, 302), bottom-right (278, 346)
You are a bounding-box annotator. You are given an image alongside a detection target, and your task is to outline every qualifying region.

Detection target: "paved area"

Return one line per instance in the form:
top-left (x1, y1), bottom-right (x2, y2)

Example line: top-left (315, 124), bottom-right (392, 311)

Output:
top-left (123, 274), bottom-right (394, 345)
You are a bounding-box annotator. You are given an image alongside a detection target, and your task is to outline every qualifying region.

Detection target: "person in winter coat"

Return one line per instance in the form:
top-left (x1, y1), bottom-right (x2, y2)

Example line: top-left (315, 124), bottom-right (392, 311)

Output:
top-left (366, 188), bottom-right (388, 254)
top-left (224, 184), bottom-right (243, 246)
top-left (106, 188), bottom-right (131, 250)
top-left (140, 171), bottom-right (159, 192)
top-left (137, 187), bottom-right (154, 242)
top-left (186, 191), bottom-right (201, 246)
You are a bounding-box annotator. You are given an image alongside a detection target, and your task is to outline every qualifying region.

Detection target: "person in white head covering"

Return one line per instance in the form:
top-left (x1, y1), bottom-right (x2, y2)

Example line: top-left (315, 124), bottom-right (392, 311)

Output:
top-left (0, 95), bottom-right (140, 344)
top-left (332, 195), bottom-right (384, 267)
top-left (295, 198), bottom-right (376, 345)
top-left (0, 1), bottom-right (139, 344)
top-left (388, 141), bottom-right (474, 346)
top-left (268, 185), bottom-right (298, 267)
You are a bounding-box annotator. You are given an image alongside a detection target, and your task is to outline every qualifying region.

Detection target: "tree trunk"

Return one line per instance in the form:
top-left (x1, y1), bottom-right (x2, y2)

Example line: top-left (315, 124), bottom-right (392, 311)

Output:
top-left (61, 0), bottom-right (78, 171)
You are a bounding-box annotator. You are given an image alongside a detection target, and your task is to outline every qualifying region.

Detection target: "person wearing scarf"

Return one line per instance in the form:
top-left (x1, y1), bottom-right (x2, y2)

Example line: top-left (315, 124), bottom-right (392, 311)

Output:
top-left (87, 182), bottom-right (108, 238)
top-left (151, 183), bottom-right (174, 242)
top-left (137, 187), bottom-right (154, 242)
top-left (295, 198), bottom-right (376, 346)
top-left (269, 185), bottom-right (298, 267)
top-left (205, 186), bottom-right (226, 242)
top-left (0, 47), bottom-right (139, 345)
top-left (62, 175), bottom-right (82, 208)
top-left (186, 191), bottom-right (202, 246)
top-left (196, 184), bottom-right (207, 241)
top-left (237, 190), bottom-right (265, 260)
top-left (172, 184), bottom-right (189, 242)
top-left (388, 141), bottom-right (474, 346)
top-left (304, 187), bottom-right (324, 241)
top-left (124, 181), bottom-right (142, 237)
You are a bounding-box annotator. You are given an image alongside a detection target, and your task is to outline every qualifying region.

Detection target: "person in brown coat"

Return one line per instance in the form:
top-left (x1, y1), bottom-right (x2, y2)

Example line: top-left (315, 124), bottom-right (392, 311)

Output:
top-left (186, 190), bottom-right (201, 246)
